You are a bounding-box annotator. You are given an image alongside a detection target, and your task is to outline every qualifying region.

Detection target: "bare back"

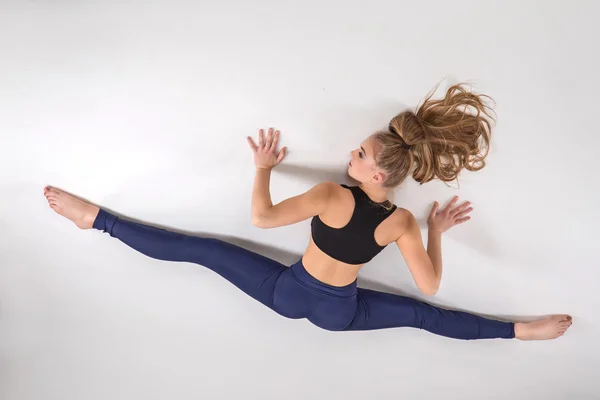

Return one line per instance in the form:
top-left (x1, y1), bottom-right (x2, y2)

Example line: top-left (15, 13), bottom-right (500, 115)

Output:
top-left (301, 184), bottom-right (410, 287)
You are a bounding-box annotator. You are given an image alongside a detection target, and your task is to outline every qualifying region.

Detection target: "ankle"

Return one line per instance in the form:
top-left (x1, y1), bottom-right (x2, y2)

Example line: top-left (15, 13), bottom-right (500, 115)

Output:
top-left (514, 322), bottom-right (524, 339)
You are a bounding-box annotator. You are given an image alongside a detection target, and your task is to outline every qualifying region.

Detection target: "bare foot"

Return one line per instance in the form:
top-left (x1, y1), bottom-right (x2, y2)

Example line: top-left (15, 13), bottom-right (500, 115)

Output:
top-left (44, 186), bottom-right (100, 229)
top-left (514, 315), bottom-right (572, 340)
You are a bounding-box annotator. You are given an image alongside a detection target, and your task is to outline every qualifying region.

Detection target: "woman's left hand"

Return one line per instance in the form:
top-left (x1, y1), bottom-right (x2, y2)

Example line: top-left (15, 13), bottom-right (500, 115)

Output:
top-left (247, 128), bottom-right (287, 170)
top-left (427, 196), bottom-right (473, 233)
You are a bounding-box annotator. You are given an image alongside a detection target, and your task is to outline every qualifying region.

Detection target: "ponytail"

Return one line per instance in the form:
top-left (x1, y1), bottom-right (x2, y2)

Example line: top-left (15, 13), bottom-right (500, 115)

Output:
top-left (376, 83), bottom-right (496, 187)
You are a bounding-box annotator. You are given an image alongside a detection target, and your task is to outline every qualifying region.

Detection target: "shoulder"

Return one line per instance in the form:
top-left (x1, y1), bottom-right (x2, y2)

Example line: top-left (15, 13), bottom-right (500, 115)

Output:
top-left (319, 181), bottom-right (340, 190)
top-left (312, 181), bottom-right (339, 197)
top-left (325, 181), bottom-right (351, 203)
top-left (315, 181), bottom-right (342, 198)
top-left (305, 181), bottom-right (338, 207)
top-left (390, 206), bottom-right (417, 240)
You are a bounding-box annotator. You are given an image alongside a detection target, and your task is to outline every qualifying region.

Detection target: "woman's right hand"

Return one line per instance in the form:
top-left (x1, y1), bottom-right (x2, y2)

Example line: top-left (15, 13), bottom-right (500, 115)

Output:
top-left (427, 196), bottom-right (473, 233)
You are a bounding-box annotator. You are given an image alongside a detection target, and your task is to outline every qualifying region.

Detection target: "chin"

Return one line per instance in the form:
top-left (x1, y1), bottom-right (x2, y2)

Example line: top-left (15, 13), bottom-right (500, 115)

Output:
top-left (347, 167), bottom-right (355, 179)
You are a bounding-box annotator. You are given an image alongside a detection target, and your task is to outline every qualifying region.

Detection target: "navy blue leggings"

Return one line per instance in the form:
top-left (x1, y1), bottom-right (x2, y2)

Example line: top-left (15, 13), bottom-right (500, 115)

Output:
top-left (93, 209), bottom-right (515, 340)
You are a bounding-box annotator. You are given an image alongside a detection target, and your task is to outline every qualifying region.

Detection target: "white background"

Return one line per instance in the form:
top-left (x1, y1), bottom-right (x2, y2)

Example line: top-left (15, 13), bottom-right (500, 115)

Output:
top-left (1, 1), bottom-right (598, 399)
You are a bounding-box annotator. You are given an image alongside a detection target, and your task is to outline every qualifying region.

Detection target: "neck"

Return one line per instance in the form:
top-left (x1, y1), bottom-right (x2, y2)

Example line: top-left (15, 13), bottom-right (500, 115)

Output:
top-left (358, 183), bottom-right (389, 203)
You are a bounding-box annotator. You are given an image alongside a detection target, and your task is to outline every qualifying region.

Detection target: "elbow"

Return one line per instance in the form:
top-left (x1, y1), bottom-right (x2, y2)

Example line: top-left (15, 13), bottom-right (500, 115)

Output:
top-left (252, 215), bottom-right (268, 229)
top-left (252, 216), bottom-right (264, 228)
top-left (419, 281), bottom-right (440, 297)
top-left (252, 208), bottom-right (272, 229)
top-left (420, 287), bottom-right (438, 297)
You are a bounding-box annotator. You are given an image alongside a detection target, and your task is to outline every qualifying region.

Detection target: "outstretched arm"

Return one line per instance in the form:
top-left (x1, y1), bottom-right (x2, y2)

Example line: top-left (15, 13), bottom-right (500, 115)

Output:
top-left (247, 127), bottom-right (287, 221)
top-left (395, 196), bottom-right (472, 296)
top-left (252, 170), bottom-right (334, 229)
top-left (247, 127), bottom-right (334, 229)
top-left (395, 212), bottom-right (441, 296)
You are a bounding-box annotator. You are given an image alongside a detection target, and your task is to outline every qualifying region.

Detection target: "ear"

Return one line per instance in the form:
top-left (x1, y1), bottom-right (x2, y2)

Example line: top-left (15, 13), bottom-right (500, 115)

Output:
top-left (372, 171), bottom-right (385, 183)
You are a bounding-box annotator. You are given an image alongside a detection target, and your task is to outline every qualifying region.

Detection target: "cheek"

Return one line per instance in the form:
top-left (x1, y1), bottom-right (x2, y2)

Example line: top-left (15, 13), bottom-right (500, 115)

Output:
top-left (350, 163), bottom-right (363, 174)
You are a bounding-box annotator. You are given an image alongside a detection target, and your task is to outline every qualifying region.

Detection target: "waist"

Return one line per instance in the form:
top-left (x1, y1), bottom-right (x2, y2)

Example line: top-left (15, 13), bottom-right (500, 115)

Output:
top-left (291, 257), bottom-right (357, 297)
top-left (300, 244), bottom-right (362, 287)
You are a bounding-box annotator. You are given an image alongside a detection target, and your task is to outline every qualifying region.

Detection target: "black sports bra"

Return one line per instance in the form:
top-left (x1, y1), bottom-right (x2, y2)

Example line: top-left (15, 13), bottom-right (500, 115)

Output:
top-left (310, 184), bottom-right (397, 265)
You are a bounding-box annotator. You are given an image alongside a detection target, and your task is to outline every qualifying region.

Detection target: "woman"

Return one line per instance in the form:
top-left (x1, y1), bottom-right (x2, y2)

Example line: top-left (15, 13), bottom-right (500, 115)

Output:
top-left (44, 83), bottom-right (571, 341)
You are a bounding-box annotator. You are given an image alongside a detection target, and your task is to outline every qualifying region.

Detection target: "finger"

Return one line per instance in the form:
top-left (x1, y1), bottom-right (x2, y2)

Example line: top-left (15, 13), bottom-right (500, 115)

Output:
top-left (444, 196), bottom-right (459, 213)
top-left (247, 136), bottom-right (258, 152)
top-left (429, 201), bottom-right (439, 219)
top-left (258, 129), bottom-right (265, 147)
top-left (276, 147), bottom-right (286, 163)
top-left (454, 207), bottom-right (473, 219)
top-left (454, 216), bottom-right (471, 225)
top-left (451, 200), bottom-right (471, 216)
top-left (265, 128), bottom-right (274, 150)
top-left (270, 130), bottom-right (280, 152)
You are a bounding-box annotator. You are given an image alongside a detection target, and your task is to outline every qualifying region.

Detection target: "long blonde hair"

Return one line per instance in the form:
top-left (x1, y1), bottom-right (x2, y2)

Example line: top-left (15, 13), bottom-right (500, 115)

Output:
top-left (375, 83), bottom-right (496, 193)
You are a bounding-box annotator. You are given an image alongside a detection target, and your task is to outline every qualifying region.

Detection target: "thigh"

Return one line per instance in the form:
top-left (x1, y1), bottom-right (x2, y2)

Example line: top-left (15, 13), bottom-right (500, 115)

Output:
top-left (96, 209), bottom-right (288, 310)
top-left (346, 288), bottom-right (514, 340)
top-left (188, 237), bottom-right (288, 310)
top-left (348, 288), bottom-right (421, 331)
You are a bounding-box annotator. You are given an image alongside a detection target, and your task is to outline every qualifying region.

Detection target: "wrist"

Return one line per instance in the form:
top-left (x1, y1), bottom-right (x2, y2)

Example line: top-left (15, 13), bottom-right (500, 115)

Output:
top-left (428, 226), bottom-right (443, 235)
